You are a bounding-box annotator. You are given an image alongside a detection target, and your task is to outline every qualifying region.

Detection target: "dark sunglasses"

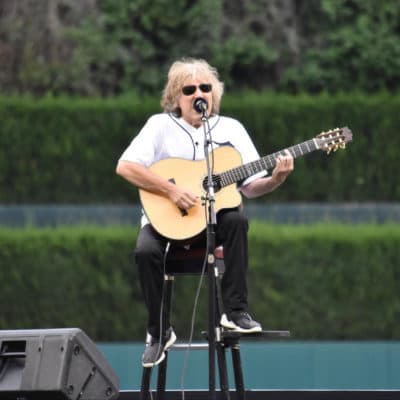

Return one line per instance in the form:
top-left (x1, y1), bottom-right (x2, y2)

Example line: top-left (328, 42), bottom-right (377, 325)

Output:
top-left (182, 83), bottom-right (212, 96)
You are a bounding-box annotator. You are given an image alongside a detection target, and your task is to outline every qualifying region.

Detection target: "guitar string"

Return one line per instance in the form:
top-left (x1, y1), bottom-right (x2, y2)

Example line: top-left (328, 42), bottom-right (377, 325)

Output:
top-left (223, 139), bottom-right (319, 186)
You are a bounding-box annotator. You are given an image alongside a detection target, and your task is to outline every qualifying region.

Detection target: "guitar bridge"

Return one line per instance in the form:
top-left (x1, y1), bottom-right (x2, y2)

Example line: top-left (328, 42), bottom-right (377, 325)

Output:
top-left (168, 178), bottom-right (188, 217)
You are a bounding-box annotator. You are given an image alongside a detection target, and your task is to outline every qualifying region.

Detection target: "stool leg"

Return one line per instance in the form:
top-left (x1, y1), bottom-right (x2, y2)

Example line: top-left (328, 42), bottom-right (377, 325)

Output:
top-left (156, 275), bottom-right (173, 400)
top-left (216, 342), bottom-right (231, 400)
top-left (231, 343), bottom-right (245, 400)
top-left (156, 351), bottom-right (168, 399)
top-left (140, 367), bottom-right (153, 400)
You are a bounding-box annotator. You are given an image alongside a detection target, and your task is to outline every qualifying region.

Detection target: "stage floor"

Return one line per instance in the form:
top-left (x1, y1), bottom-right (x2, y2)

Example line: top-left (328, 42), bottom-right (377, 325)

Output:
top-left (118, 389), bottom-right (400, 400)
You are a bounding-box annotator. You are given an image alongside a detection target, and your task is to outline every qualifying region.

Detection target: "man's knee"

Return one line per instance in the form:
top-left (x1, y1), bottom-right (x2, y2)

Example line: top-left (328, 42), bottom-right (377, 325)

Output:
top-left (135, 241), bottom-right (162, 264)
top-left (219, 209), bottom-right (248, 230)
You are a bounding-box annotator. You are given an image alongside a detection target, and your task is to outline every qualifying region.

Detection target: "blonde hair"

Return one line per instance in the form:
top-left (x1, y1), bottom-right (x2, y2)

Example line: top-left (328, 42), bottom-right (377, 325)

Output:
top-left (161, 58), bottom-right (224, 116)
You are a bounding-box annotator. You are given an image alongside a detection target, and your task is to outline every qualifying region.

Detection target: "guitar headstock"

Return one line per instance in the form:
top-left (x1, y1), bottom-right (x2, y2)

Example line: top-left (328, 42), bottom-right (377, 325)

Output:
top-left (316, 127), bottom-right (353, 154)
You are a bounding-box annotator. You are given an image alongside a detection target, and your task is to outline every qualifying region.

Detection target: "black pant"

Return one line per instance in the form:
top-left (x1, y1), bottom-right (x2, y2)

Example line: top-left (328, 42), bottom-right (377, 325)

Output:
top-left (135, 208), bottom-right (249, 338)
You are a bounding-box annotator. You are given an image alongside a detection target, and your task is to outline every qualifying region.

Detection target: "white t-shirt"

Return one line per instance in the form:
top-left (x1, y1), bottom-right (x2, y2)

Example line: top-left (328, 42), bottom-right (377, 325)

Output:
top-left (119, 113), bottom-right (267, 225)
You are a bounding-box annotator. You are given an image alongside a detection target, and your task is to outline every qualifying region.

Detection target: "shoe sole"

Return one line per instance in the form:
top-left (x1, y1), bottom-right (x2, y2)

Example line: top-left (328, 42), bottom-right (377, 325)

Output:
top-left (227, 325), bottom-right (262, 333)
top-left (165, 330), bottom-right (177, 350)
top-left (142, 349), bottom-right (165, 368)
top-left (220, 314), bottom-right (262, 333)
top-left (142, 330), bottom-right (177, 368)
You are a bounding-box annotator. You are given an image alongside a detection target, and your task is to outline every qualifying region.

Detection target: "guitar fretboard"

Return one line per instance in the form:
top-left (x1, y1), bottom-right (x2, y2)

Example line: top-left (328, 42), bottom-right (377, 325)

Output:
top-left (219, 139), bottom-right (318, 187)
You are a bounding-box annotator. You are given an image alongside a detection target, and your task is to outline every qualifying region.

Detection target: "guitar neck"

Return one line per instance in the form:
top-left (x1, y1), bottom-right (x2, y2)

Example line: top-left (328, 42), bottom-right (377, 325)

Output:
top-left (219, 138), bottom-right (319, 187)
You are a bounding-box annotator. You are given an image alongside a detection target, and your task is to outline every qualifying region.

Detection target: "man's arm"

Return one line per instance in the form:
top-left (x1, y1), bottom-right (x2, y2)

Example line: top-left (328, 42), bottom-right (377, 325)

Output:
top-left (241, 151), bottom-right (294, 199)
top-left (116, 160), bottom-right (198, 210)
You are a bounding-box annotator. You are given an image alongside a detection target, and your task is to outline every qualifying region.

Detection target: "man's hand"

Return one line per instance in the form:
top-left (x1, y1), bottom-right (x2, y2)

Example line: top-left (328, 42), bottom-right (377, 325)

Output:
top-left (271, 150), bottom-right (294, 184)
top-left (167, 185), bottom-right (198, 210)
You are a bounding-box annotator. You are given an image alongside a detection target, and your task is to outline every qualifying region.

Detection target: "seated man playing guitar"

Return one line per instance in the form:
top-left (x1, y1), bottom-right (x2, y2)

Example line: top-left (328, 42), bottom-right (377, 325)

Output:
top-left (116, 57), bottom-right (294, 368)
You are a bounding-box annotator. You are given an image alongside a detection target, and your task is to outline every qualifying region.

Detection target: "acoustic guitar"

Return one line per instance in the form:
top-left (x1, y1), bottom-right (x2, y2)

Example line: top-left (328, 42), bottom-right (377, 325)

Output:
top-left (139, 127), bottom-right (353, 241)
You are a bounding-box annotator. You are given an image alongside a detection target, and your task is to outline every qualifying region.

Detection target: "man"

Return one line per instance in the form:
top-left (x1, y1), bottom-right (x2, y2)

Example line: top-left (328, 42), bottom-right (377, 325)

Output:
top-left (116, 58), bottom-right (294, 367)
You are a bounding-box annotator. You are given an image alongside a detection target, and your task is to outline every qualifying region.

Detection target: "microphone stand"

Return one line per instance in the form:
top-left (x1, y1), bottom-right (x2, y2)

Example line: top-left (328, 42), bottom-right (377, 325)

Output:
top-left (200, 108), bottom-right (225, 400)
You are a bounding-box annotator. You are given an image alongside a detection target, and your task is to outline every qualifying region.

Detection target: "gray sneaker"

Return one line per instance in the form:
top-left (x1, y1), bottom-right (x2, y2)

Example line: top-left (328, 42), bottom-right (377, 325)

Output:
top-left (221, 311), bottom-right (262, 333)
top-left (142, 327), bottom-right (177, 368)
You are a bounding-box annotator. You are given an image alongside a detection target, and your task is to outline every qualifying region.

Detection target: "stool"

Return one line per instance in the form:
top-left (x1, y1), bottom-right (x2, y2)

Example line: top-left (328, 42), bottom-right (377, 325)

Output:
top-left (140, 243), bottom-right (290, 400)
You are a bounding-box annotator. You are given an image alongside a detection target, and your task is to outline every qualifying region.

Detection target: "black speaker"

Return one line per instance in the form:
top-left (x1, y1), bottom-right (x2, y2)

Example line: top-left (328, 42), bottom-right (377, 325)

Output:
top-left (0, 328), bottom-right (119, 400)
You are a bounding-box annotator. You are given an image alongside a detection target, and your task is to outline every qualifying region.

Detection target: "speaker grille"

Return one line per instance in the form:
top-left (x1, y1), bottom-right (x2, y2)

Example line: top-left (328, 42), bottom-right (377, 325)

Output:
top-left (0, 328), bottom-right (119, 400)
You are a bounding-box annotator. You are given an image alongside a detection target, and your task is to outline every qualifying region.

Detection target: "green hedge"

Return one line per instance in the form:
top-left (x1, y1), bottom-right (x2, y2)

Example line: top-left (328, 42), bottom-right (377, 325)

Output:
top-left (1, 92), bottom-right (399, 203)
top-left (1, 223), bottom-right (399, 341)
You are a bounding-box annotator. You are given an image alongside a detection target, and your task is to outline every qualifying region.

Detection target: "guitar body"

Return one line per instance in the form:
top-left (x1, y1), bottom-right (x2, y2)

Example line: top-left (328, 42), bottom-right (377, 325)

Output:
top-left (139, 146), bottom-right (243, 241)
top-left (138, 126), bottom-right (353, 241)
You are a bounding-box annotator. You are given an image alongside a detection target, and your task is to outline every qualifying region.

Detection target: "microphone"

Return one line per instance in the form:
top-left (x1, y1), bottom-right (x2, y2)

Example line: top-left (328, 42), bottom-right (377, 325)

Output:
top-left (193, 98), bottom-right (208, 114)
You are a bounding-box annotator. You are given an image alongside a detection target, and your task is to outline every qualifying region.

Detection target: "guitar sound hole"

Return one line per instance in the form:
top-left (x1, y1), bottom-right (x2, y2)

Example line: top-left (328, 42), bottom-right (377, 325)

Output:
top-left (202, 175), bottom-right (222, 192)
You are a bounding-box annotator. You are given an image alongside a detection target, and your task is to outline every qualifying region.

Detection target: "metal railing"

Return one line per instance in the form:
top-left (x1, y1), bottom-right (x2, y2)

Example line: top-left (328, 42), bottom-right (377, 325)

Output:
top-left (0, 203), bottom-right (399, 227)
